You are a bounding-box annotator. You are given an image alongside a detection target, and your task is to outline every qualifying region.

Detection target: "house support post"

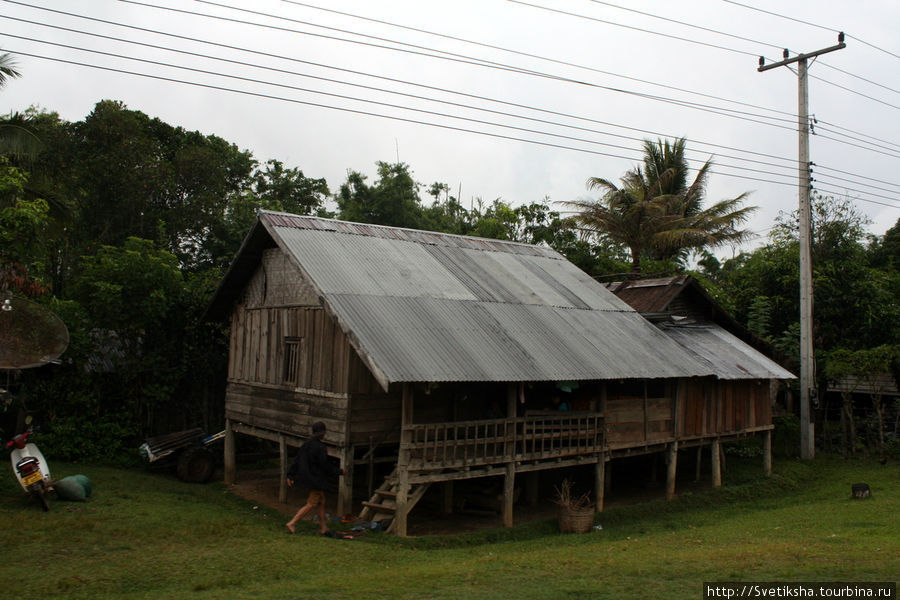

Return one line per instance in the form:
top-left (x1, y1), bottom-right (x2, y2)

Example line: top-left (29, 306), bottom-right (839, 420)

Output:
top-left (711, 439), bottom-right (722, 488)
top-left (395, 383), bottom-right (414, 537)
top-left (502, 383), bottom-right (517, 527)
top-left (503, 463), bottom-right (516, 527)
top-left (278, 434), bottom-right (288, 503)
top-left (594, 453), bottom-right (607, 512)
top-left (666, 442), bottom-right (678, 500)
top-left (337, 445), bottom-right (354, 516)
top-left (762, 430), bottom-right (773, 477)
top-left (224, 418), bottom-right (236, 485)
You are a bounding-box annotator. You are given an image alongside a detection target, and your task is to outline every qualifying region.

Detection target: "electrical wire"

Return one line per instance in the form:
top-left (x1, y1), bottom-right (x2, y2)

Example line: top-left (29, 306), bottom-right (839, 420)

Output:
top-left (12, 46), bottom-right (898, 214)
top-left (513, 0), bottom-right (900, 111)
top-left (280, 0), bottom-right (799, 121)
top-left (6, 32), bottom-right (804, 187)
top-left (722, 0), bottom-right (900, 61)
top-left (3, 2), bottom-right (896, 210)
top-left (0, 9), bottom-right (803, 175)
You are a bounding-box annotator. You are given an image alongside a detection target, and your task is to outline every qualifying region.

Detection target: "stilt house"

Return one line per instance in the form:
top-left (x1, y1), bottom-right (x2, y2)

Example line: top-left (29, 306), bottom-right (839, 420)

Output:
top-left (207, 212), bottom-right (794, 535)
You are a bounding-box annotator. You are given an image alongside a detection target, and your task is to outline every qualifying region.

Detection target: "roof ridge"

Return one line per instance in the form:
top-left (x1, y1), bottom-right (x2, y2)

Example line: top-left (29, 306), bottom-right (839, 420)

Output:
top-left (258, 210), bottom-right (563, 258)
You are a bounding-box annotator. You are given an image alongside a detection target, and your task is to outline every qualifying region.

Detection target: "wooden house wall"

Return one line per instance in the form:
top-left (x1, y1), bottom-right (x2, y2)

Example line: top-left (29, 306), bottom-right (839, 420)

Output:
top-left (680, 379), bottom-right (772, 436)
top-left (605, 381), bottom-right (675, 444)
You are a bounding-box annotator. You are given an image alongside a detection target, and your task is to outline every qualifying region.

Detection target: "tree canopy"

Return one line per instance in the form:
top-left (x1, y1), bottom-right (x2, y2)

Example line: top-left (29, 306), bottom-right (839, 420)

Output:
top-left (569, 138), bottom-right (756, 274)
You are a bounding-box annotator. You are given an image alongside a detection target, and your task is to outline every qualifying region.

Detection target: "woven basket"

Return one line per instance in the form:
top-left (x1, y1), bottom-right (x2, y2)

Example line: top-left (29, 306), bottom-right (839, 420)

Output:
top-left (558, 504), bottom-right (594, 533)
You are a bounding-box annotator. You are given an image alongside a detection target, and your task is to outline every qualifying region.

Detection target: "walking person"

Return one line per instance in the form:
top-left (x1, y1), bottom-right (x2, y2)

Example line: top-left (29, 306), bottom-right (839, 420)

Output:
top-left (284, 421), bottom-right (345, 535)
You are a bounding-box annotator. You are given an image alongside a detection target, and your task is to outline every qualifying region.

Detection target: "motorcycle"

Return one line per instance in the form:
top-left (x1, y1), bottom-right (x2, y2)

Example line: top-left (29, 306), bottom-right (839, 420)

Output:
top-left (6, 428), bottom-right (52, 511)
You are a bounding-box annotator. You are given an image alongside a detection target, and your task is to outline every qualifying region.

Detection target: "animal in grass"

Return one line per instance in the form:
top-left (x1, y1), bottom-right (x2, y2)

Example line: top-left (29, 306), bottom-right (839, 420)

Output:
top-left (851, 483), bottom-right (871, 499)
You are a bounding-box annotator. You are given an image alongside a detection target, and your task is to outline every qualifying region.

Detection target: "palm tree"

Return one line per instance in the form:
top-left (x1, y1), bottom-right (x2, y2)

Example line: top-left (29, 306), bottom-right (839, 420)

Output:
top-left (569, 137), bottom-right (756, 274)
top-left (0, 52), bottom-right (21, 88)
top-left (0, 55), bottom-right (42, 161)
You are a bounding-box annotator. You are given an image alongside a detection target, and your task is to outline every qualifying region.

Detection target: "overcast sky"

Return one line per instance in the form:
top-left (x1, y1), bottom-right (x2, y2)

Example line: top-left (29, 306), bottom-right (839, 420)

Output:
top-left (2, 0), bottom-right (898, 258)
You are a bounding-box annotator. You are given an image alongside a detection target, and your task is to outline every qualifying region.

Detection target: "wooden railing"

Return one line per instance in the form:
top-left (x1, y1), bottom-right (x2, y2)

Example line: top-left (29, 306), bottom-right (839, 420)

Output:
top-left (401, 413), bottom-right (604, 471)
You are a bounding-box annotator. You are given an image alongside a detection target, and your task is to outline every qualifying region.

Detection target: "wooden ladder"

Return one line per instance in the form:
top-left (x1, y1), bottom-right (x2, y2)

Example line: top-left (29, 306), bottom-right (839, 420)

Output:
top-left (358, 468), bottom-right (430, 534)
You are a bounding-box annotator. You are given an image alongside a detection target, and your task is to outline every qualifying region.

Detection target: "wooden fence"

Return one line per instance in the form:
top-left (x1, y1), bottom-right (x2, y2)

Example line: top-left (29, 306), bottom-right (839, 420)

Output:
top-left (401, 412), bottom-right (604, 470)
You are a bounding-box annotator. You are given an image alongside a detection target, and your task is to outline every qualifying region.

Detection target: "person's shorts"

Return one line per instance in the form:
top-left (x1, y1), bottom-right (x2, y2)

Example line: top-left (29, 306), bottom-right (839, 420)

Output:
top-left (306, 489), bottom-right (325, 507)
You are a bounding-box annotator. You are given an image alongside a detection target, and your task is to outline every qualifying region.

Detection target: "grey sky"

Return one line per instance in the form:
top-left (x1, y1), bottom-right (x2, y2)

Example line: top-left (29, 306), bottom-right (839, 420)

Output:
top-left (2, 0), bottom-right (898, 258)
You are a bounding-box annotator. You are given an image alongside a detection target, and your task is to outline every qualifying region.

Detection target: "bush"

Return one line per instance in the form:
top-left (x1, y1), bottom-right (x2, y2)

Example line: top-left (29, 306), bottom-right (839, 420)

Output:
top-left (773, 414), bottom-right (800, 458)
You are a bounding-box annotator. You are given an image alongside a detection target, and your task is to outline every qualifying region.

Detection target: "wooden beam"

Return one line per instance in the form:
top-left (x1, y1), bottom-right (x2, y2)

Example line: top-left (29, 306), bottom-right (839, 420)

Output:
top-left (711, 439), bottom-right (722, 488)
top-left (595, 453), bottom-right (607, 513)
top-left (666, 442), bottom-right (678, 500)
top-left (337, 445), bottom-right (354, 516)
top-left (224, 418), bottom-right (236, 485)
top-left (278, 434), bottom-right (288, 503)
top-left (395, 467), bottom-right (409, 537)
top-left (502, 463), bottom-right (516, 527)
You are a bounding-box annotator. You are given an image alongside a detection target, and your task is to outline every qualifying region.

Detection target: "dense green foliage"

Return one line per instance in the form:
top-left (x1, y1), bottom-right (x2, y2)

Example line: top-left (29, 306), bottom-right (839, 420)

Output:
top-left (1, 98), bottom-right (897, 460)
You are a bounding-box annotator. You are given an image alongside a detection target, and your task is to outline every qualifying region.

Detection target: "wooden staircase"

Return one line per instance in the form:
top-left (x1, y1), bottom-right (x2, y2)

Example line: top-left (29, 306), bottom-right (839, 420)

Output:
top-left (358, 468), bottom-right (430, 533)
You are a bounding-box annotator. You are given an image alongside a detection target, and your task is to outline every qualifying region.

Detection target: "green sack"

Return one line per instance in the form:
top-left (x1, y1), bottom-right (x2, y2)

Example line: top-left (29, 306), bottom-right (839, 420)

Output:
top-left (55, 476), bottom-right (87, 502)
top-left (71, 474), bottom-right (92, 498)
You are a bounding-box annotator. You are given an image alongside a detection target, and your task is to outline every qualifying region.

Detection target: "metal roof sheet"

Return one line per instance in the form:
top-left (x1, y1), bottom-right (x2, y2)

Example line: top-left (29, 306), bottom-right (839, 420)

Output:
top-left (256, 212), bottom-right (715, 385)
top-left (328, 295), bottom-right (712, 383)
top-left (660, 323), bottom-right (796, 380)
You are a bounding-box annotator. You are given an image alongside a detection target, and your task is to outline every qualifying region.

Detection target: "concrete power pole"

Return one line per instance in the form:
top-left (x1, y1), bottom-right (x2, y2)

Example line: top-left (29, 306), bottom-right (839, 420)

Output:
top-left (758, 35), bottom-right (845, 460)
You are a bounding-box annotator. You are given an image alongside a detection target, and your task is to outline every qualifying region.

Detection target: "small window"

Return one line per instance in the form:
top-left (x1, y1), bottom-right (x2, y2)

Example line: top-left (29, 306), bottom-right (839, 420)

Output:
top-left (283, 336), bottom-right (303, 386)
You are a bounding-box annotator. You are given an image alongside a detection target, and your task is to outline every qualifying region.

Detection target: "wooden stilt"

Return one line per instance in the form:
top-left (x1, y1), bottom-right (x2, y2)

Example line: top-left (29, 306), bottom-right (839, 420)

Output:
top-left (337, 445), bottom-right (353, 516)
top-left (395, 468), bottom-right (409, 537)
top-left (595, 454), bottom-right (607, 512)
top-left (224, 418), bottom-right (236, 485)
top-left (711, 439), bottom-right (722, 488)
top-left (666, 442), bottom-right (678, 500)
top-left (762, 430), bottom-right (773, 477)
top-left (278, 434), bottom-right (288, 503)
top-left (502, 463), bottom-right (515, 527)
top-left (395, 383), bottom-right (414, 537)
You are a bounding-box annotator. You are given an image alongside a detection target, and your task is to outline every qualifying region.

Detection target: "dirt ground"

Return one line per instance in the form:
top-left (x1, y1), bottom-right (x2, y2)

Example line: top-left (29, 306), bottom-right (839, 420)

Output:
top-left (225, 459), bottom-right (707, 536)
top-left (227, 468), bottom-right (558, 535)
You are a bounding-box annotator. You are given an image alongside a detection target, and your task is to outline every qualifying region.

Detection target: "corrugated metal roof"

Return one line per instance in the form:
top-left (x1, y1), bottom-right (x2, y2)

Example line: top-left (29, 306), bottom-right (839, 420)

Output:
top-left (604, 275), bottom-right (690, 313)
top-left (660, 323), bottom-right (795, 380)
top-left (258, 211), bottom-right (715, 386)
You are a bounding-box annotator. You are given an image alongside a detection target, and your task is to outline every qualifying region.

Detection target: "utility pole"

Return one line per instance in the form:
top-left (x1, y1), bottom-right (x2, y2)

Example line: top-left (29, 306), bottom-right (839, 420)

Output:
top-left (758, 34), bottom-right (845, 460)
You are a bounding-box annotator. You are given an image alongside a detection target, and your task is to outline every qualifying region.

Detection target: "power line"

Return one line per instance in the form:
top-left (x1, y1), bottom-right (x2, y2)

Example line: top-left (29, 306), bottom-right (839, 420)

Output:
top-left (6, 31), bottom-right (804, 188)
top-left (509, 0), bottom-right (760, 58)
top-left (722, 0), bottom-right (900, 61)
top-left (4, 3), bottom-right (895, 211)
top-left (514, 0), bottom-right (900, 111)
top-left (0, 6), bottom-right (803, 173)
top-left (12, 46), bottom-right (898, 214)
top-left (281, 0), bottom-right (800, 121)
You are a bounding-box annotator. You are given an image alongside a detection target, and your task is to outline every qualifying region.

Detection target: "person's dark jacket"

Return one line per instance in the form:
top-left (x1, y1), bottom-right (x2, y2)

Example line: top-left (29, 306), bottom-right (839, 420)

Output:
top-left (287, 437), bottom-right (341, 491)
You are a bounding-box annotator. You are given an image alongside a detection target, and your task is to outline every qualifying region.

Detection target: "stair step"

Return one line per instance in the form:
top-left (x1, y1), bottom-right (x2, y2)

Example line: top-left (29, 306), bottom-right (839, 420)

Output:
top-left (377, 490), bottom-right (397, 498)
top-left (362, 501), bottom-right (396, 512)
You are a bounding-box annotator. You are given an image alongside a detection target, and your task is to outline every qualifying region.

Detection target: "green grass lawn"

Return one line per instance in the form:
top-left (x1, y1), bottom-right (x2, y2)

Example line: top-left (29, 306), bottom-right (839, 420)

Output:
top-left (0, 455), bottom-right (896, 599)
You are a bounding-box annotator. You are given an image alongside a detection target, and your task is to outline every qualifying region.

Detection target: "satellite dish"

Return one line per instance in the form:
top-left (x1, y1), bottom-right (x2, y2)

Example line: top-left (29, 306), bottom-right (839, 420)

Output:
top-left (0, 296), bottom-right (69, 369)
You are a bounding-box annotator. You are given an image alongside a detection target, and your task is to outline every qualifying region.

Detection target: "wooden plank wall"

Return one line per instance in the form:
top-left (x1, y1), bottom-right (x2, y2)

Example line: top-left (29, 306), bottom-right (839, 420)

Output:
top-left (605, 390), bottom-right (674, 444)
top-left (228, 305), bottom-right (355, 394)
top-left (680, 379), bottom-right (772, 436)
top-left (225, 382), bottom-right (347, 445)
